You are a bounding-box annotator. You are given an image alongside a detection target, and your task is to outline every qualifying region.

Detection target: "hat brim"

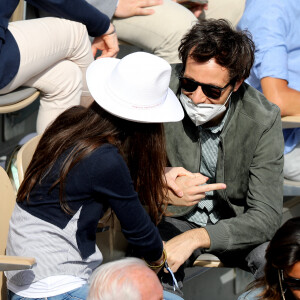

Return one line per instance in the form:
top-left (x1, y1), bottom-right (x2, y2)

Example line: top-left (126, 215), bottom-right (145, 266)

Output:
top-left (86, 58), bottom-right (184, 123)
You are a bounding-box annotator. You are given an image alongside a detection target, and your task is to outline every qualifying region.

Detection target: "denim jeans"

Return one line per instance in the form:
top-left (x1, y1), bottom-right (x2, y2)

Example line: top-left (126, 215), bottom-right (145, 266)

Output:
top-left (8, 284), bottom-right (88, 300)
top-left (163, 290), bottom-right (184, 300)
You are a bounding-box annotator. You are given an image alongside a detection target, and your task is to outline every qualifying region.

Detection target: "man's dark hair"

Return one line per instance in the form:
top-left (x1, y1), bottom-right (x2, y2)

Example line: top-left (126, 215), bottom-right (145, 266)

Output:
top-left (178, 19), bottom-right (255, 82)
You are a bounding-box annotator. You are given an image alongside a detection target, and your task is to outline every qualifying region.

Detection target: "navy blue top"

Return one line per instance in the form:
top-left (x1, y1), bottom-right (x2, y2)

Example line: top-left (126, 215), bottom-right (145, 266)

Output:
top-left (0, 0), bottom-right (110, 89)
top-left (19, 144), bottom-right (163, 262)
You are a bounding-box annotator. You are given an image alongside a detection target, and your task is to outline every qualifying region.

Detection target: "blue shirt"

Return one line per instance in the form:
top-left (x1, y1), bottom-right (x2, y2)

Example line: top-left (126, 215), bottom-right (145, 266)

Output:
top-left (237, 0), bottom-right (300, 154)
top-left (0, 0), bottom-right (110, 90)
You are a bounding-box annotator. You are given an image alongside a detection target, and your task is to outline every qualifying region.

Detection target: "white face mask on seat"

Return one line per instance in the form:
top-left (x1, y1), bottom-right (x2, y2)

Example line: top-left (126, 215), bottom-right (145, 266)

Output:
top-left (179, 91), bottom-right (232, 126)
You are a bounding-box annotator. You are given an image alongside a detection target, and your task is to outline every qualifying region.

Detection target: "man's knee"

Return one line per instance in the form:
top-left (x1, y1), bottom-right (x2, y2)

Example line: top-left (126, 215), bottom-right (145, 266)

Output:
top-left (245, 242), bottom-right (269, 279)
top-left (113, 0), bottom-right (197, 63)
top-left (284, 143), bottom-right (300, 181)
top-left (40, 60), bottom-right (82, 105)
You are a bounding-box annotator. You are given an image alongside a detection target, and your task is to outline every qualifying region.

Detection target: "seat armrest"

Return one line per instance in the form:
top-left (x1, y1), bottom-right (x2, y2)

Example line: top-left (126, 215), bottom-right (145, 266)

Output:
top-left (193, 253), bottom-right (224, 268)
top-left (281, 116), bottom-right (300, 129)
top-left (0, 255), bottom-right (36, 271)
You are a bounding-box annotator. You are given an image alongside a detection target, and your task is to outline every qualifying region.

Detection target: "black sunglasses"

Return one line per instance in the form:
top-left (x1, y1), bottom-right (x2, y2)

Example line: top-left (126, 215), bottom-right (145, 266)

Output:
top-left (280, 269), bottom-right (300, 290)
top-left (179, 76), bottom-right (232, 100)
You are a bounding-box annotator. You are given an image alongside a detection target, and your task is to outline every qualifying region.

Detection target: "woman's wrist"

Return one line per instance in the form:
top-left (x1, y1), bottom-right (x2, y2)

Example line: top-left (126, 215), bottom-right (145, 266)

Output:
top-left (104, 24), bottom-right (116, 36)
top-left (144, 248), bottom-right (167, 270)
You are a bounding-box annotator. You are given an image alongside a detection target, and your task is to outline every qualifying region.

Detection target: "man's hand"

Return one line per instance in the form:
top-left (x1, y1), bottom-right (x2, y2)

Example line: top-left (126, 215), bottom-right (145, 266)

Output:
top-left (164, 167), bottom-right (198, 197)
top-left (164, 228), bottom-right (210, 272)
top-left (188, 2), bottom-right (208, 18)
top-left (114, 0), bottom-right (163, 18)
top-left (174, 0), bottom-right (208, 18)
top-left (92, 23), bottom-right (119, 59)
top-left (167, 175), bottom-right (226, 207)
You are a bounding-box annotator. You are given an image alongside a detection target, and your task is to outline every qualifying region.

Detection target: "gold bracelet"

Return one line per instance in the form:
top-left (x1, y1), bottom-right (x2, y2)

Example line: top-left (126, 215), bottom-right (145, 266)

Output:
top-left (144, 249), bottom-right (167, 270)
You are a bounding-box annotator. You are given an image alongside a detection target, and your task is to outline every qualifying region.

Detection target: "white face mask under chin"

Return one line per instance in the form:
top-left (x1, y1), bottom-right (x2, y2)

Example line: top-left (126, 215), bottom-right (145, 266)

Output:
top-left (179, 91), bottom-right (232, 126)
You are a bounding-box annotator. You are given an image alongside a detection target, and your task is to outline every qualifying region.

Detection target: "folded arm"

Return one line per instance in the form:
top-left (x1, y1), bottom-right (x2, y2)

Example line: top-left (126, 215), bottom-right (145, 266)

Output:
top-left (261, 77), bottom-right (300, 117)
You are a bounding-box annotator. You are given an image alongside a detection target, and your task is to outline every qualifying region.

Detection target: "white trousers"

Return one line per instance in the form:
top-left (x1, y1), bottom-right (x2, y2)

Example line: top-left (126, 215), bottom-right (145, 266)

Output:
top-left (0, 17), bottom-right (94, 134)
top-left (112, 0), bottom-right (198, 64)
top-left (112, 0), bottom-right (246, 64)
top-left (284, 143), bottom-right (300, 181)
top-left (205, 0), bottom-right (246, 27)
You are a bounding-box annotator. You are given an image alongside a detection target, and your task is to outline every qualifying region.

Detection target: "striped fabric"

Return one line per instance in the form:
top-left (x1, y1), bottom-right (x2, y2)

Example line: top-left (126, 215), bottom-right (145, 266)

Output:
top-left (6, 204), bottom-right (103, 285)
top-left (186, 106), bottom-right (230, 227)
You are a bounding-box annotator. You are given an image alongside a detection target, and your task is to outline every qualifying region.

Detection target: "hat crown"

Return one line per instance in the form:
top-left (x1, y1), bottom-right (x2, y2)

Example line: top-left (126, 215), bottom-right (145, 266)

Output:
top-left (107, 52), bottom-right (171, 109)
top-left (86, 52), bottom-right (184, 123)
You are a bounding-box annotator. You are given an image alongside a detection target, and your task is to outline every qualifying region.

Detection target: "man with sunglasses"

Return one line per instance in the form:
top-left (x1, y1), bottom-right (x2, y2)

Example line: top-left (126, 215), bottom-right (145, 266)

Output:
top-left (159, 19), bottom-right (284, 296)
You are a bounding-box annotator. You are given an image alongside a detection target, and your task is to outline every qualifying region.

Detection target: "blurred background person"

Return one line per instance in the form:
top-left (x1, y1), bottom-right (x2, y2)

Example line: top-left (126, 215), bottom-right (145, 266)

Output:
top-left (238, 0), bottom-right (300, 181)
top-left (0, 0), bottom-right (118, 134)
top-left (238, 217), bottom-right (300, 300)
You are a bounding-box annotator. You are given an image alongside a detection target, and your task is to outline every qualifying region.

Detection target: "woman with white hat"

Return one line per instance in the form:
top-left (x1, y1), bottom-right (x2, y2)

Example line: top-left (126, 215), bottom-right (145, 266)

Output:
top-left (5, 52), bottom-right (184, 299)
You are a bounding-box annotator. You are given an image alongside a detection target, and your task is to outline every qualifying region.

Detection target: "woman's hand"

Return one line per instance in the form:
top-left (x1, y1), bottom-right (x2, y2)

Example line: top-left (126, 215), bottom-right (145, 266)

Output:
top-left (92, 23), bottom-right (119, 58)
top-left (173, 0), bottom-right (208, 18)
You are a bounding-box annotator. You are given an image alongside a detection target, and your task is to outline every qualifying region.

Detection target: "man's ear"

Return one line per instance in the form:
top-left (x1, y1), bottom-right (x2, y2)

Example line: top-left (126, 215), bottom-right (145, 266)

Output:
top-left (233, 79), bottom-right (244, 92)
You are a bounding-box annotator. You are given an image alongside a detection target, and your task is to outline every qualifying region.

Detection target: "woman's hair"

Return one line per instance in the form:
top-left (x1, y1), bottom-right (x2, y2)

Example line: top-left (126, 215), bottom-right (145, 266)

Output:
top-left (249, 217), bottom-right (300, 300)
top-left (17, 102), bottom-right (167, 223)
top-left (178, 19), bottom-right (255, 82)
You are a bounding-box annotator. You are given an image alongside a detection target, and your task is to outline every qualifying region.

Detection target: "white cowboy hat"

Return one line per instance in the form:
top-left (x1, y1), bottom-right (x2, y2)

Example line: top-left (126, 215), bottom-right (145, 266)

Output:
top-left (86, 52), bottom-right (184, 123)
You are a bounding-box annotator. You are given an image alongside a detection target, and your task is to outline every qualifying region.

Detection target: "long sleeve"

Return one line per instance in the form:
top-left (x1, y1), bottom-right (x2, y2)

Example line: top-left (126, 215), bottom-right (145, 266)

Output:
top-left (89, 144), bottom-right (163, 262)
top-left (26, 0), bottom-right (110, 37)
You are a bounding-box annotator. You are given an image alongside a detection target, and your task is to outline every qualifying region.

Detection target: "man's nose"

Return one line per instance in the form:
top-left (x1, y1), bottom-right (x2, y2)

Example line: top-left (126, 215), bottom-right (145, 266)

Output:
top-left (190, 86), bottom-right (207, 105)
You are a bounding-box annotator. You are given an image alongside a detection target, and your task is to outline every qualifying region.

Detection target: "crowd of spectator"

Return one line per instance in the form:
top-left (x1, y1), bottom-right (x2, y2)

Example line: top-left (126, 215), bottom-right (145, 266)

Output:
top-left (1, 0), bottom-right (299, 299)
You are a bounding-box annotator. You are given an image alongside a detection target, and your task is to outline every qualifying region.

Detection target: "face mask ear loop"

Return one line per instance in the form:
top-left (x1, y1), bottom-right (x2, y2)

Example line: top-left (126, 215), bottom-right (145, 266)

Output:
top-left (210, 90), bottom-right (233, 116)
top-left (223, 90), bottom-right (233, 107)
top-left (278, 269), bottom-right (287, 300)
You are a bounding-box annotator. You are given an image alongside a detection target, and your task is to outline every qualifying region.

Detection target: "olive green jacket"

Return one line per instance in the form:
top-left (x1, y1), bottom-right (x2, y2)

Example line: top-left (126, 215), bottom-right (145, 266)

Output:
top-left (165, 82), bottom-right (284, 255)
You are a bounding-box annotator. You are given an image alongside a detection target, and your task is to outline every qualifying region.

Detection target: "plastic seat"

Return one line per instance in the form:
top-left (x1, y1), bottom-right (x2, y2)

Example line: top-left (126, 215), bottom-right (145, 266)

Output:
top-left (16, 134), bottom-right (41, 184)
top-left (0, 87), bottom-right (40, 114)
top-left (0, 166), bottom-right (35, 299)
top-left (10, 0), bottom-right (25, 22)
top-left (193, 253), bottom-right (224, 268)
top-left (281, 115), bottom-right (300, 129)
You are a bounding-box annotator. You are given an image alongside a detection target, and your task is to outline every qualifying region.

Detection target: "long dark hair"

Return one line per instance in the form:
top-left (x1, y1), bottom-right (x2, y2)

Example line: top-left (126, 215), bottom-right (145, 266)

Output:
top-left (248, 217), bottom-right (300, 299)
top-left (17, 102), bottom-right (168, 223)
